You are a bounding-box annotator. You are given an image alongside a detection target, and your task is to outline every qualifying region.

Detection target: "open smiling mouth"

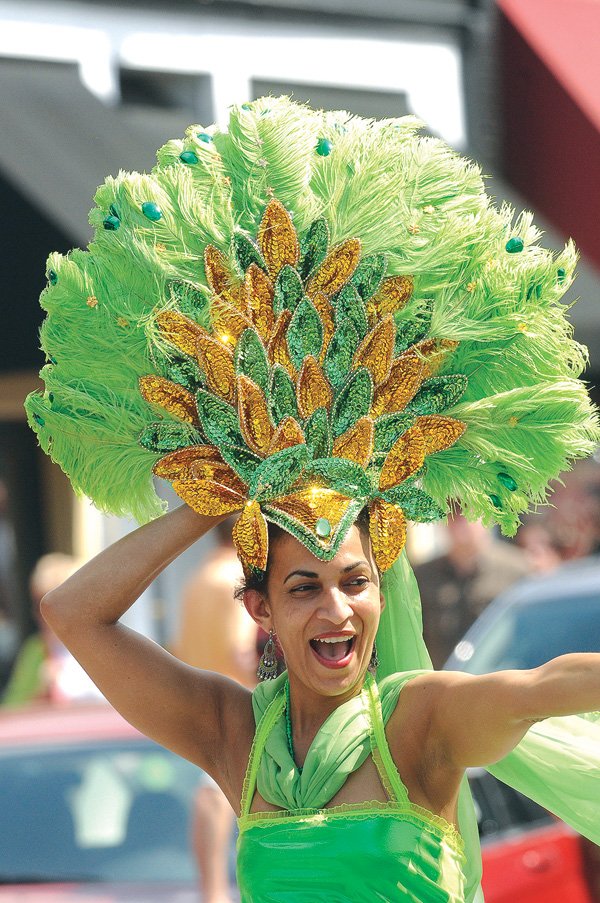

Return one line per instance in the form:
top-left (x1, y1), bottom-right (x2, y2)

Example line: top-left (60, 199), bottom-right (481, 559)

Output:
top-left (309, 636), bottom-right (357, 669)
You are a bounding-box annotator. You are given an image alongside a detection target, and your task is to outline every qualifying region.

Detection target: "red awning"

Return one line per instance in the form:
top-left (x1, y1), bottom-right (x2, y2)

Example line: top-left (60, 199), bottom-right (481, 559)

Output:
top-left (497, 0), bottom-right (600, 133)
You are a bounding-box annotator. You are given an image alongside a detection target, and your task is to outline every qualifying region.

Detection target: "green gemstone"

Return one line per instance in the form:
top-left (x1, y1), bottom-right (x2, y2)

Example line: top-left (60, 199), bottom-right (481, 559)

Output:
top-left (505, 237), bottom-right (524, 254)
top-left (109, 204), bottom-right (119, 218)
top-left (557, 267), bottom-right (566, 283)
top-left (103, 215), bottom-right (120, 231)
top-left (33, 413), bottom-right (45, 427)
top-left (241, 103), bottom-right (252, 110)
top-left (197, 132), bottom-right (213, 143)
top-left (316, 517), bottom-right (332, 538)
top-left (180, 150), bottom-right (199, 165)
top-left (142, 202), bottom-right (162, 222)
top-left (48, 392), bottom-right (54, 404)
top-left (489, 493), bottom-right (503, 509)
top-left (315, 137), bottom-right (332, 157)
top-left (497, 472), bottom-right (518, 492)
top-left (48, 270), bottom-right (58, 285)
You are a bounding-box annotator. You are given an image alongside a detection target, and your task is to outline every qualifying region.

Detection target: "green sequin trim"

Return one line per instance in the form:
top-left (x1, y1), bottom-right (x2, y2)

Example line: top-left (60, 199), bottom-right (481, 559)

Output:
top-left (304, 408), bottom-right (332, 458)
top-left (139, 422), bottom-right (203, 454)
top-left (274, 265), bottom-right (304, 315)
top-left (334, 284), bottom-right (368, 340)
top-left (249, 445), bottom-right (309, 501)
top-left (307, 457), bottom-right (372, 498)
top-left (235, 329), bottom-right (270, 394)
top-left (286, 296), bottom-right (323, 370)
top-left (331, 369), bottom-right (374, 438)
top-left (407, 374), bottom-right (468, 416)
top-left (350, 254), bottom-right (387, 301)
top-left (324, 320), bottom-right (359, 389)
top-left (298, 218), bottom-right (330, 281)
top-left (196, 389), bottom-right (245, 447)
top-left (233, 231), bottom-right (266, 274)
top-left (374, 412), bottom-right (415, 454)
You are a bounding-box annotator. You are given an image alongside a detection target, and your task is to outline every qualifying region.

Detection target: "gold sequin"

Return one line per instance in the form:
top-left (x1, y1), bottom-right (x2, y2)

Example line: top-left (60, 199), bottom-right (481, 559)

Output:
top-left (152, 445), bottom-right (222, 480)
top-left (306, 238), bottom-right (361, 297)
top-left (332, 417), bottom-right (374, 467)
top-left (371, 353), bottom-right (425, 418)
top-left (508, 416), bottom-right (519, 427)
top-left (268, 417), bottom-right (305, 454)
top-left (211, 299), bottom-right (254, 345)
top-left (352, 316), bottom-right (395, 386)
top-left (258, 200), bottom-right (300, 279)
top-left (267, 310), bottom-right (296, 379)
top-left (117, 317), bottom-right (130, 328)
top-left (196, 333), bottom-right (237, 404)
top-left (379, 424), bottom-right (425, 491)
top-left (417, 415), bottom-right (466, 456)
top-left (517, 322), bottom-right (528, 333)
top-left (232, 500), bottom-right (269, 571)
top-left (139, 376), bottom-right (198, 424)
top-left (271, 488), bottom-right (354, 538)
top-left (312, 292), bottom-right (335, 363)
top-left (368, 499), bottom-right (407, 571)
top-left (86, 295), bottom-right (98, 308)
top-left (156, 243), bottom-right (166, 252)
top-left (467, 282), bottom-right (477, 292)
top-left (297, 356), bottom-right (333, 419)
top-left (157, 310), bottom-right (205, 357)
top-left (423, 205), bottom-right (435, 215)
top-left (245, 263), bottom-right (275, 343)
top-left (372, 275), bottom-right (413, 317)
top-left (408, 224), bottom-right (420, 235)
top-left (172, 479), bottom-right (245, 516)
top-left (238, 375), bottom-right (274, 456)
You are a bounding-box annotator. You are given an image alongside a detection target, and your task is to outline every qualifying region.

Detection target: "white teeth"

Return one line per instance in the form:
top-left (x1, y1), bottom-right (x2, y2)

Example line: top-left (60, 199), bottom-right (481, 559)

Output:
top-left (315, 636), bottom-right (353, 643)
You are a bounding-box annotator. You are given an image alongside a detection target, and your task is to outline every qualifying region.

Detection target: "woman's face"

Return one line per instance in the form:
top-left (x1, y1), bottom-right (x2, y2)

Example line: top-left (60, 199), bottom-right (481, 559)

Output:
top-left (246, 524), bottom-right (384, 700)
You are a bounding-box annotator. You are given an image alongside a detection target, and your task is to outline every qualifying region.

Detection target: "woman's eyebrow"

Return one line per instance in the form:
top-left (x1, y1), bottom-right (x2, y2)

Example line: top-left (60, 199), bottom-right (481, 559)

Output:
top-left (284, 560), bottom-right (370, 584)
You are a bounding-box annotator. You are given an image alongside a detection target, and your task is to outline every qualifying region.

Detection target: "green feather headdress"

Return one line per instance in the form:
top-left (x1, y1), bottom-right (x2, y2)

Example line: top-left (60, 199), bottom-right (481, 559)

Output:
top-left (25, 96), bottom-right (599, 573)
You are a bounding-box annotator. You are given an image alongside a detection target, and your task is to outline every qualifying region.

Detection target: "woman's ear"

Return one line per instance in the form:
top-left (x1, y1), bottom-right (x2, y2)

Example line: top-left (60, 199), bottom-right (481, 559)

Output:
top-left (379, 590), bottom-right (386, 613)
top-left (242, 588), bottom-right (272, 631)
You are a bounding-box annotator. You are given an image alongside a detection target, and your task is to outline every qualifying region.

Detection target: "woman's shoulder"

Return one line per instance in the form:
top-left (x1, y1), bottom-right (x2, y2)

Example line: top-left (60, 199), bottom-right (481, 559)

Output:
top-left (377, 668), bottom-right (434, 722)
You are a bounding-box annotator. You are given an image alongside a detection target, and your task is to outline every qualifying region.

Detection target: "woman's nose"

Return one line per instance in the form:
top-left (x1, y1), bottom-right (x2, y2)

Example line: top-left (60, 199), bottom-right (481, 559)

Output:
top-left (317, 588), bottom-right (353, 623)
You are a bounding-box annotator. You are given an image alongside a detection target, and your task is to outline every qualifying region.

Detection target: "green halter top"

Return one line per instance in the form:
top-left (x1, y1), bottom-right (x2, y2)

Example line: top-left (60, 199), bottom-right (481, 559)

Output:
top-left (236, 671), bottom-right (467, 902)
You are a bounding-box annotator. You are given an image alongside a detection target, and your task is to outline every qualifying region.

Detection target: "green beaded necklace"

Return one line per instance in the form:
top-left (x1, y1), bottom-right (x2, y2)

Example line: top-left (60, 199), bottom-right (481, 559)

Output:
top-left (284, 679), bottom-right (302, 773)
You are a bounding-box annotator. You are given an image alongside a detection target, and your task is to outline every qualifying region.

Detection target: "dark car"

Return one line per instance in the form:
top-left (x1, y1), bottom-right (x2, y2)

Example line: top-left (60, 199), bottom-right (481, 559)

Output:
top-left (446, 556), bottom-right (600, 902)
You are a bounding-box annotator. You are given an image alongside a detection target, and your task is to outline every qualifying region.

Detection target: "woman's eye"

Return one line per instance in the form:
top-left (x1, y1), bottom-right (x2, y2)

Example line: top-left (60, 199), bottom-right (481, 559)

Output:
top-left (291, 584), bottom-right (317, 593)
top-left (347, 578), bottom-right (368, 588)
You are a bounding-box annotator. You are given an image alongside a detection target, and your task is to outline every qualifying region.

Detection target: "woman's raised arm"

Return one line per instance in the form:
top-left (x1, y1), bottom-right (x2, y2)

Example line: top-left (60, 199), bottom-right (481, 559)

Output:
top-left (41, 504), bottom-right (253, 790)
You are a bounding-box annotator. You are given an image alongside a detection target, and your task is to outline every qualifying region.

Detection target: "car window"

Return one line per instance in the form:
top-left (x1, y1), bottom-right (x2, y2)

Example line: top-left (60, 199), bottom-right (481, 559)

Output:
top-left (0, 739), bottom-right (203, 883)
top-left (468, 770), bottom-right (552, 841)
top-left (454, 593), bottom-right (600, 673)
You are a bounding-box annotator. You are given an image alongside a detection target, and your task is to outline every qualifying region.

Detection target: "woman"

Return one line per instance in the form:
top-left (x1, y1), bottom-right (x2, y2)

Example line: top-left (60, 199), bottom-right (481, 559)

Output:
top-left (28, 96), bottom-right (600, 900)
top-left (40, 502), bottom-right (600, 902)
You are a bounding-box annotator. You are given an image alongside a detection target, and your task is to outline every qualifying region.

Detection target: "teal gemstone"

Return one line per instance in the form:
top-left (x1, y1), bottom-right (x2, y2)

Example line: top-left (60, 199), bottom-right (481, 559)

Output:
top-left (316, 137), bottom-right (332, 157)
top-left (557, 267), bottom-right (566, 283)
top-left (180, 150), bottom-right (199, 164)
top-left (505, 237), bottom-right (524, 254)
top-left (48, 270), bottom-right (58, 285)
top-left (33, 413), bottom-right (45, 427)
top-left (48, 392), bottom-right (54, 404)
top-left (142, 202), bottom-right (162, 221)
top-left (103, 215), bottom-right (120, 231)
top-left (109, 204), bottom-right (119, 218)
top-left (49, 356), bottom-right (57, 365)
top-left (315, 517), bottom-right (332, 539)
top-left (197, 132), bottom-right (212, 143)
top-left (497, 472), bottom-right (518, 492)
top-left (489, 493), bottom-right (503, 509)
top-left (241, 103), bottom-right (252, 110)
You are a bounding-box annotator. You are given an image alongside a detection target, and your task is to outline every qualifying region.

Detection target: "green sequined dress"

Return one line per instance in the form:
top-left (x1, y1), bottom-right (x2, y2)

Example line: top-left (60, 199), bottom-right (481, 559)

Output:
top-left (237, 671), bottom-right (467, 902)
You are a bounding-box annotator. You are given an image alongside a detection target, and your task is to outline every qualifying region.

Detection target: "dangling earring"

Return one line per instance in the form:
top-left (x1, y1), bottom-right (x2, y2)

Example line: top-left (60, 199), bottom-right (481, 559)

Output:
top-left (368, 640), bottom-right (379, 675)
top-left (257, 629), bottom-right (278, 681)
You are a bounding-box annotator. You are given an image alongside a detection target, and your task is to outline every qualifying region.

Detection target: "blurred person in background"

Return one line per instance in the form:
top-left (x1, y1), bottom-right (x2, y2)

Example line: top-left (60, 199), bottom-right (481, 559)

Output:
top-left (414, 511), bottom-right (531, 669)
top-left (2, 553), bottom-right (103, 706)
top-left (0, 479), bottom-right (19, 690)
top-left (172, 517), bottom-right (258, 903)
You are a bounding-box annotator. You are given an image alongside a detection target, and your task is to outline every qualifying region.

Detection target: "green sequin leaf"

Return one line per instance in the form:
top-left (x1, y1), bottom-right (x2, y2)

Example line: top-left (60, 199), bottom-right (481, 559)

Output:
top-left (331, 369), bottom-right (374, 438)
top-left (381, 485), bottom-right (445, 522)
top-left (249, 444), bottom-right (310, 501)
top-left (233, 231), bottom-right (266, 275)
top-left (324, 320), bottom-right (359, 389)
top-left (304, 408), bottom-right (332, 458)
top-left (263, 497), bottom-right (364, 561)
top-left (196, 389), bottom-right (245, 447)
top-left (287, 296), bottom-right (323, 370)
top-left (394, 300), bottom-right (434, 354)
top-left (165, 356), bottom-right (205, 393)
top-left (168, 280), bottom-right (210, 322)
top-left (307, 458), bottom-right (372, 498)
top-left (407, 374), bottom-right (468, 416)
top-left (219, 443), bottom-right (261, 484)
top-left (298, 218), bottom-right (330, 281)
top-left (234, 329), bottom-right (269, 395)
top-left (274, 265), bottom-right (304, 316)
top-left (139, 422), bottom-right (204, 454)
top-left (270, 365), bottom-right (299, 425)
top-left (373, 412), bottom-right (415, 454)
top-left (333, 284), bottom-right (368, 340)
top-left (350, 254), bottom-right (387, 301)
